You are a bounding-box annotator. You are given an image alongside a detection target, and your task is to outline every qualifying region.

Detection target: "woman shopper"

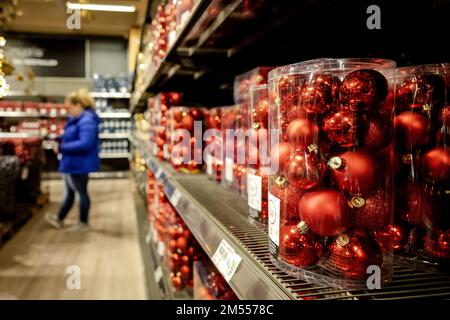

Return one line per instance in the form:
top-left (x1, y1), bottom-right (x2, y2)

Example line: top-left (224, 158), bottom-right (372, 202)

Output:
top-left (45, 89), bottom-right (100, 232)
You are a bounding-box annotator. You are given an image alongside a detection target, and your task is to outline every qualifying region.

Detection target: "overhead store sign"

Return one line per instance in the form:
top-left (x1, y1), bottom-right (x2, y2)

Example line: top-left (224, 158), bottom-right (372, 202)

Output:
top-left (6, 36), bottom-right (86, 78)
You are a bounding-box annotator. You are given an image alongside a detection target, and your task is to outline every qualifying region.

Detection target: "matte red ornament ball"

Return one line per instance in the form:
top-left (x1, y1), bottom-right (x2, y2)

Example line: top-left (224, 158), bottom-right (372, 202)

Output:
top-left (351, 189), bottom-right (392, 230)
top-left (394, 111), bottom-right (430, 148)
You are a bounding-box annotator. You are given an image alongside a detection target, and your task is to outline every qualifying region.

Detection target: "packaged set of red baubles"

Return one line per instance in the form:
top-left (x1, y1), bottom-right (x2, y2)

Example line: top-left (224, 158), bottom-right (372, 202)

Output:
top-left (205, 107), bottom-right (223, 182)
top-left (392, 63), bottom-right (450, 268)
top-left (267, 58), bottom-right (396, 288)
top-left (168, 106), bottom-right (206, 173)
top-left (247, 84), bottom-right (270, 229)
top-left (193, 260), bottom-right (238, 300)
top-left (234, 67), bottom-right (274, 104)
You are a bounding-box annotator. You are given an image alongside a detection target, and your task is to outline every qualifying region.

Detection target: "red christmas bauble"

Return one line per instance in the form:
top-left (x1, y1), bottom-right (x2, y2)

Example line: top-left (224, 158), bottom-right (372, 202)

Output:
top-left (373, 224), bottom-right (406, 251)
top-left (180, 113), bottom-right (194, 132)
top-left (423, 229), bottom-right (450, 260)
top-left (398, 183), bottom-right (431, 227)
top-left (440, 106), bottom-right (450, 126)
top-left (328, 151), bottom-right (379, 195)
top-left (322, 110), bottom-right (358, 148)
top-left (285, 150), bottom-right (325, 190)
top-left (177, 236), bottom-right (188, 252)
top-left (299, 189), bottom-right (351, 236)
top-left (173, 109), bottom-right (183, 122)
top-left (363, 114), bottom-right (394, 150)
top-left (181, 255), bottom-right (190, 265)
top-left (339, 69), bottom-right (388, 113)
top-left (270, 142), bottom-right (293, 174)
top-left (279, 222), bottom-right (323, 267)
top-left (286, 119), bottom-right (319, 148)
top-left (222, 110), bottom-right (236, 129)
top-left (328, 231), bottom-right (382, 280)
top-left (190, 108), bottom-right (205, 122)
top-left (394, 111), bottom-right (430, 148)
top-left (351, 189), bottom-right (391, 230)
top-left (270, 178), bottom-right (303, 223)
top-left (180, 265), bottom-right (191, 280)
top-left (251, 98), bottom-right (269, 128)
top-left (171, 275), bottom-right (183, 290)
top-left (299, 74), bottom-right (340, 115)
top-left (420, 147), bottom-right (450, 183)
top-left (396, 74), bottom-right (446, 115)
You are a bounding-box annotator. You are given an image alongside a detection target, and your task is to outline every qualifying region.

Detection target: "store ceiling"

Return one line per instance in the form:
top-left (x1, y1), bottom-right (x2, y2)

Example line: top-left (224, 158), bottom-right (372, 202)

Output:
top-left (5, 0), bottom-right (148, 37)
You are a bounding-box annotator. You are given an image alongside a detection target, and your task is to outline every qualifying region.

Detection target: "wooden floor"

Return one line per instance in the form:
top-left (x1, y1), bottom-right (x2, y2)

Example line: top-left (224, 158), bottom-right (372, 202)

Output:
top-left (0, 178), bottom-right (147, 300)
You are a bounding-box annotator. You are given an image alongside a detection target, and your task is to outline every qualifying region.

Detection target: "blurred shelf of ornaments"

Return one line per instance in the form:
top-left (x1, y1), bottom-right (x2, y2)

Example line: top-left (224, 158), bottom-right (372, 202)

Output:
top-left (1, 0), bottom-right (450, 301)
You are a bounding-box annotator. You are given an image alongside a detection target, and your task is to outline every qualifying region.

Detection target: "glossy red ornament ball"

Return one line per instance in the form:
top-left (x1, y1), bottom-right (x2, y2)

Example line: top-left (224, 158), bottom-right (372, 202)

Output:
top-left (394, 111), bottom-right (430, 148)
top-left (328, 231), bottom-right (382, 280)
top-left (270, 142), bottom-right (293, 174)
top-left (285, 150), bottom-right (325, 190)
top-left (373, 224), bottom-right (406, 251)
top-left (180, 113), bottom-right (194, 132)
top-left (322, 110), bottom-right (358, 148)
top-left (279, 222), bottom-right (323, 267)
top-left (299, 74), bottom-right (340, 115)
top-left (351, 189), bottom-right (391, 230)
top-left (420, 147), bottom-right (450, 183)
top-left (176, 237), bottom-right (188, 252)
top-left (173, 109), bottom-right (183, 122)
top-left (396, 74), bottom-right (446, 115)
top-left (286, 119), bottom-right (319, 148)
top-left (171, 275), bottom-right (183, 290)
top-left (328, 151), bottom-right (379, 195)
top-left (423, 229), bottom-right (450, 260)
top-left (299, 189), bottom-right (351, 236)
top-left (251, 98), bottom-right (269, 128)
top-left (180, 265), bottom-right (191, 279)
top-left (363, 115), bottom-right (394, 150)
top-left (339, 69), bottom-right (388, 113)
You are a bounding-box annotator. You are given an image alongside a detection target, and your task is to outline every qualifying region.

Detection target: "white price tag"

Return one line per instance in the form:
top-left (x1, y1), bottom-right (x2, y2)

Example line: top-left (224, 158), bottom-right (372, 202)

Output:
top-left (151, 224), bottom-right (158, 243)
top-left (154, 266), bottom-right (163, 283)
top-left (155, 168), bottom-right (163, 179)
top-left (21, 166), bottom-right (29, 180)
top-left (170, 190), bottom-right (181, 207)
top-left (157, 241), bottom-right (165, 257)
top-left (212, 239), bottom-right (242, 282)
top-left (268, 192), bottom-right (280, 246)
top-left (225, 157), bottom-right (234, 183)
top-left (163, 144), bottom-right (170, 160)
top-left (206, 154), bottom-right (213, 176)
top-left (145, 232), bottom-right (151, 244)
top-left (247, 172), bottom-right (262, 211)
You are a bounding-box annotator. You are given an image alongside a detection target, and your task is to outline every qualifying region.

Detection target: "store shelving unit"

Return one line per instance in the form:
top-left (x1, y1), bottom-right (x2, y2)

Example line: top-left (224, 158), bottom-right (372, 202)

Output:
top-left (98, 133), bottom-right (130, 139)
top-left (129, 134), bottom-right (450, 300)
top-left (99, 152), bottom-right (131, 159)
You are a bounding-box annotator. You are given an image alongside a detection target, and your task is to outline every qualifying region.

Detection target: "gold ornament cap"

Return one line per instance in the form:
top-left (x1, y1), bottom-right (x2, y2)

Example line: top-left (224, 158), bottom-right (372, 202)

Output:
top-left (297, 221), bottom-right (311, 235)
top-left (274, 175), bottom-right (289, 188)
top-left (307, 143), bottom-right (319, 154)
top-left (349, 196), bottom-right (365, 208)
top-left (327, 156), bottom-right (345, 170)
top-left (252, 122), bottom-right (260, 129)
top-left (402, 154), bottom-right (413, 164)
top-left (336, 233), bottom-right (350, 247)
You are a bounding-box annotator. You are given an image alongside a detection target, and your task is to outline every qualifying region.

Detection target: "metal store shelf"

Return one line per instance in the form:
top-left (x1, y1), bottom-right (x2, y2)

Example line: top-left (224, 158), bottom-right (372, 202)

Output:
top-left (0, 111), bottom-right (65, 118)
top-left (129, 135), bottom-right (450, 300)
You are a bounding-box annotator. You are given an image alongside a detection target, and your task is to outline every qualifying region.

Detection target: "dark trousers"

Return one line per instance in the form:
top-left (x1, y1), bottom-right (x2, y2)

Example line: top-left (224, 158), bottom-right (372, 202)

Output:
top-left (58, 174), bottom-right (90, 224)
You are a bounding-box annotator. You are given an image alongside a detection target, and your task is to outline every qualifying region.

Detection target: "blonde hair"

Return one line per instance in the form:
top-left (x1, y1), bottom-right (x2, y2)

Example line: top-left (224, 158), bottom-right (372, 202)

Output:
top-left (66, 88), bottom-right (94, 109)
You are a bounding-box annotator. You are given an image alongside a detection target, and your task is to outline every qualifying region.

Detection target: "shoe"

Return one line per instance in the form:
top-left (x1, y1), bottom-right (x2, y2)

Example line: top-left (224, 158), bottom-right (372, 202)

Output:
top-left (68, 222), bottom-right (89, 232)
top-left (45, 213), bottom-right (64, 229)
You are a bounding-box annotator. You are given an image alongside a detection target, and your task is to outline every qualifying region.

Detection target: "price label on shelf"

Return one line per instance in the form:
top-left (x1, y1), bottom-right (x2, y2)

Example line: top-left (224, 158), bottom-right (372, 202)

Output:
top-left (247, 172), bottom-right (262, 211)
top-left (170, 190), bottom-right (181, 207)
top-left (225, 157), bottom-right (234, 183)
top-left (206, 154), bottom-right (213, 175)
top-left (155, 168), bottom-right (163, 179)
top-left (157, 241), bottom-right (165, 257)
top-left (154, 266), bottom-right (163, 283)
top-left (212, 239), bottom-right (242, 282)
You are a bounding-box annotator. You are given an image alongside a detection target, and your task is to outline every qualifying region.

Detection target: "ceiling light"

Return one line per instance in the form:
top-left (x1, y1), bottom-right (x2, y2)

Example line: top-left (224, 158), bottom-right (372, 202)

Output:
top-left (66, 2), bottom-right (136, 13)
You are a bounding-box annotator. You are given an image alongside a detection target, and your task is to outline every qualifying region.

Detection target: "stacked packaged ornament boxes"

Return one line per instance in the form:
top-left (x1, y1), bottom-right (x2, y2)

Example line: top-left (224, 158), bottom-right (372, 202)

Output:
top-left (193, 260), bottom-right (238, 300)
top-left (146, 169), bottom-right (235, 296)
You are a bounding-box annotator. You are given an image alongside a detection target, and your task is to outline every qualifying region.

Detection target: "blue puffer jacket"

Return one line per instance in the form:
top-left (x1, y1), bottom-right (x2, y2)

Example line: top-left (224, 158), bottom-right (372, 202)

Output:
top-left (59, 109), bottom-right (100, 174)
